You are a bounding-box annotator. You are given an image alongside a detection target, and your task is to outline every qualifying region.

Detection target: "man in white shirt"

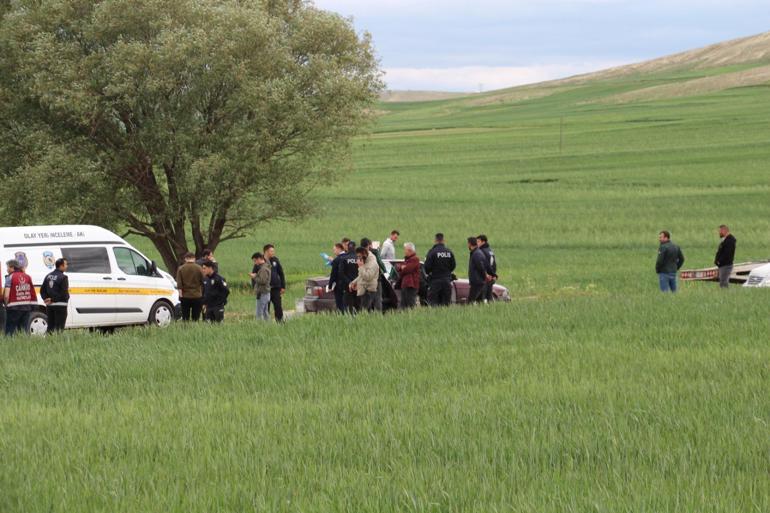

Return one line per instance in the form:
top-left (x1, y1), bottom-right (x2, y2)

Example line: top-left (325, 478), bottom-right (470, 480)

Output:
top-left (380, 230), bottom-right (400, 260)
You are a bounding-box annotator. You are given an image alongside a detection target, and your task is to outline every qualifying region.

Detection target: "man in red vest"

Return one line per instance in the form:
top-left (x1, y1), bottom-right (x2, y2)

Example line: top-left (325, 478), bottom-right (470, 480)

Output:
top-left (3, 259), bottom-right (37, 336)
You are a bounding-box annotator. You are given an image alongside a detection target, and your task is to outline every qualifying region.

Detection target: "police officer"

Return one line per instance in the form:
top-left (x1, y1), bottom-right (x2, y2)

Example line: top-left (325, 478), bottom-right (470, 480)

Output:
top-left (336, 240), bottom-right (359, 314)
top-left (477, 234), bottom-right (498, 302)
top-left (201, 261), bottom-right (229, 322)
top-left (424, 233), bottom-right (456, 306)
top-left (263, 244), bottom-right (286, 322)
top-left (40, 258), bottom-right (70, 332)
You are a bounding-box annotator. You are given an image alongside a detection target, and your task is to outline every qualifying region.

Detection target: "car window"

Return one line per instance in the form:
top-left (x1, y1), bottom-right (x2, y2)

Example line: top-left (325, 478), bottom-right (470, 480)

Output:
top-left (113, 247), bottom-right (153, 276)
top-left (62, 247), bottom-right (111, 274)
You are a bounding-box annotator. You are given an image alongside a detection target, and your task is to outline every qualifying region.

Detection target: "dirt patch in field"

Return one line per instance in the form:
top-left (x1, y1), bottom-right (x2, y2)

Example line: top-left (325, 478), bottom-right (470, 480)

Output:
top-left (598, 64), bottom-right (770, 103)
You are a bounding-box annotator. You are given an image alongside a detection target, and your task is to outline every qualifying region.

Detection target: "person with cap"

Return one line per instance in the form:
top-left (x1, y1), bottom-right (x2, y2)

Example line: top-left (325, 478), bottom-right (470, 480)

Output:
top-left (477, 234), bottom-right (498, 302)
top-left (380, 230), bottom-right (400, 260)
top-left (252, 252), bottom-right (271, 321)
top-left (467, 237), bottom-right (490, 304)
top-left (263, 244), bottom-right (286, 322)
top-left (714, 225), bottom-right (737, 289)
top-left (201, 261), bottom-right (229, 322)
top-left (656, 230), bottom-right (685, 293)
top-left (40, 258), bottom-right (70, 332)
top-left (3, 259), bottom-right (37, 335)
top-left (424, 233), bottom-right (456, 306)
top-left (176, 252), bottom-right (204, 321)
top-left (397, 242), bottom-right (421, 309)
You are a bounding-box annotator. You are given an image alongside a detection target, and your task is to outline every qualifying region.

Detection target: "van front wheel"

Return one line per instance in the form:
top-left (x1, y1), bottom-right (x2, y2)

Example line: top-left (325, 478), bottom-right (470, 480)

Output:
top-left (149, 301), bottom-right (174, 328)
top-left (27, 311), bottom-right (48, 336)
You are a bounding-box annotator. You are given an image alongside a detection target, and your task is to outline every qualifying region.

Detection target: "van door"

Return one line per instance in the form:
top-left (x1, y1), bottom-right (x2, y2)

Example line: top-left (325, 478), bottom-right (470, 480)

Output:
top-left (111, 247), bottom-right (171, 324)
top-left (60, 247), bottom-right (117, 326)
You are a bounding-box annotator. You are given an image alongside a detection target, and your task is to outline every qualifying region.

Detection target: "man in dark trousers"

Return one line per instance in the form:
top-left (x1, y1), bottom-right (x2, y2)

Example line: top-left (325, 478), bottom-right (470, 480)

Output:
top-left (201, 261), bottom-right (229, 322)
top-left (714, 225), bottom-right (737, 289)
top-left (477, 234), bottom-right (498, 302)
top-left (467, 237), bottom-right (490, 304)
top-left (3, 259), bottom-right (37, 335)
top-left (656, 231), bottom-right (685, 293)
top-left (40, 258), bottom-right (70, 332)
top-left (337, 240), bottom-right (359, 314)
top-left (176, 253), bottom-right (204, 321)
top-left (328, 243), bottom-right (346, 312)
top-left (424, 233), bottom-right (456, 306)
top-left (263, 244), bottom-right (286, 322)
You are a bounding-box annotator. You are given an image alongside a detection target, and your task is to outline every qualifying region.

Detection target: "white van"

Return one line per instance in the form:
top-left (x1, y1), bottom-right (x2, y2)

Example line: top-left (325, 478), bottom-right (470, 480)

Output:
top-left (0, 225), bottom-right (179, 334)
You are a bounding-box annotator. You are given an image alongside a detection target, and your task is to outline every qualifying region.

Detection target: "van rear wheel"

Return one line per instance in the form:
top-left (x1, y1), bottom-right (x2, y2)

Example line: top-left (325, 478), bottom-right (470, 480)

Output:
top-left (149, 301), bottom-right (174, 328)
top-left (27, 312), bottom-right (48, 336)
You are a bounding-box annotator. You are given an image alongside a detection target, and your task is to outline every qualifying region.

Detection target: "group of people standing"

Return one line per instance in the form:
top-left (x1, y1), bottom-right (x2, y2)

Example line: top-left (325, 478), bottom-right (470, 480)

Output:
top-left (326, 230), bottom-right (498, 314)
top-left (655, 224), bottom-right (737, 292)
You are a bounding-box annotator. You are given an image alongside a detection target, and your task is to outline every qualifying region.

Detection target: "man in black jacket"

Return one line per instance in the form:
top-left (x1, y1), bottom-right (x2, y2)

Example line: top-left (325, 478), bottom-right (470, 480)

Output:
top-left (477, 234), bottom-right (498, 302)
top-left (467, 237), bottom-right (489, 304)
top-left (336, 241), bottom-right (359, 314)
top-left (714, 225), bottom-right (737, 289)
top-left (424, 233), bottom-right (456, 306)
top-left (40, 258), bottom-right (70, 332)
top-left (264, 244), bottom-right (286, 322)
top-left (202, 261), bottom-right (229, 322)
top-left (656, 231), bottom-right (685, 293)
top-left (328, 243), bottom-right (346, 312)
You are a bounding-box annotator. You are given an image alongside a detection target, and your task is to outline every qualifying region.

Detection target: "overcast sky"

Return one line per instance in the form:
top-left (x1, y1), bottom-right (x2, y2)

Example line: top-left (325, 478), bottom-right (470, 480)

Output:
top-left (313, 0), bottom-right (770, 92)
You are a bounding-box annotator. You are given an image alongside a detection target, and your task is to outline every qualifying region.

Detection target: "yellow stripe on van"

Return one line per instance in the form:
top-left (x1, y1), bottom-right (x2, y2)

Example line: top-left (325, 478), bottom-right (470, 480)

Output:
top-left (69, 287), bottom-right (173, 297)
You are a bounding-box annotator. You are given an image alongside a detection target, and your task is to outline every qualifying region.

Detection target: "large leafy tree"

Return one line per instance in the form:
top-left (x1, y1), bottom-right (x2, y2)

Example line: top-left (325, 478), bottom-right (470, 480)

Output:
top-left (0, 0), bottom-right (381, 272)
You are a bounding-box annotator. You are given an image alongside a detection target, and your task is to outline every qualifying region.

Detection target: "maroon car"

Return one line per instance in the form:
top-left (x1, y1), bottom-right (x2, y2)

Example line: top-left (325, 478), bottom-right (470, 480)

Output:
top-left (303, 260), bottom-right (510, 313)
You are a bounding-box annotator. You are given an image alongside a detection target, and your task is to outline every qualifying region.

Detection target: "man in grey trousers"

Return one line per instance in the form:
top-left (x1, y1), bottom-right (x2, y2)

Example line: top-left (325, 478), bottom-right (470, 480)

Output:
top-left (714, 225), bottom-right (737, 289)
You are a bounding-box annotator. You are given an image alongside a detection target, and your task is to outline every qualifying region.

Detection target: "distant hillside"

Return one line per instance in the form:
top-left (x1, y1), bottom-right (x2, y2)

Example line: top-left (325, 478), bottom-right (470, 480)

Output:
top-left (410, 30), bottom-right (770, 107)
top-left (380, 90), bottom-right (471, 102)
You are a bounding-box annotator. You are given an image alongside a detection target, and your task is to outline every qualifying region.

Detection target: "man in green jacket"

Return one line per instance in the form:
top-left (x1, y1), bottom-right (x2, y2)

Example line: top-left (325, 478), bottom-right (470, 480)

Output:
top-left (252, 253), bottom-right (271, 321)
top-left (656, 231), bottom-right (685, 293)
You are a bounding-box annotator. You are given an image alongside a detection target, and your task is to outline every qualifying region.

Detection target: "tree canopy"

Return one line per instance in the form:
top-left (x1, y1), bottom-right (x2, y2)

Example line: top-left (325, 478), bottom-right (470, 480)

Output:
top-left (0, 0), bottom-right (382, 272)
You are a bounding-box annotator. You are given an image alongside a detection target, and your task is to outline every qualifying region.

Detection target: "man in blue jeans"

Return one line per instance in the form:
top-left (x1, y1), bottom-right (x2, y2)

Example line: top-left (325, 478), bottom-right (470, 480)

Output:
top-left (656, 231), bottom-right (685, 293)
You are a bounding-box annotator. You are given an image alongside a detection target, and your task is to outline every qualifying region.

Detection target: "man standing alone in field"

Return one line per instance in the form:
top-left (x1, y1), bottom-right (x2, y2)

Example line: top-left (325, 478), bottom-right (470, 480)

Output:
top-left (176, 253), bottom-right (204, 321)
top-left (656, 231), bottom-right (685, 293)
top-left (714, 225), bottom-right (736, 289)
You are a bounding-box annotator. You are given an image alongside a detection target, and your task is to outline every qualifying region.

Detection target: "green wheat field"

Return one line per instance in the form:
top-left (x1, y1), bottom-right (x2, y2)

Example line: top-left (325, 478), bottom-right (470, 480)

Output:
top-left (2, 66), bottom-right (770, 512)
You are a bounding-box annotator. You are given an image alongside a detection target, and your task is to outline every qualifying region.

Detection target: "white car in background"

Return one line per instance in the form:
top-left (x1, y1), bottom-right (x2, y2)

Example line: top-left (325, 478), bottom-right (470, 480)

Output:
top-left (744, 263), bottom-right (770, 288)
top-left (0, 225), bottom-right (179, 334)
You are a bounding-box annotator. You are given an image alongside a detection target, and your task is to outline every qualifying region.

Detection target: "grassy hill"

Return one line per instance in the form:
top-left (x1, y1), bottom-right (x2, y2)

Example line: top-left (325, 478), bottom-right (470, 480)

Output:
top-left (3, 32), bottom-right (770, 512)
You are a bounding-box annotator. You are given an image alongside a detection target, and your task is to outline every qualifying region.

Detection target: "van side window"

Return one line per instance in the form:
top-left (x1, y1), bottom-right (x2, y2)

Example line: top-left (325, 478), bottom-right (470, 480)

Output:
top-left (113, 247), bottom-right (153, 277)
top-left (62, 247), bottom-right (111, 274)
